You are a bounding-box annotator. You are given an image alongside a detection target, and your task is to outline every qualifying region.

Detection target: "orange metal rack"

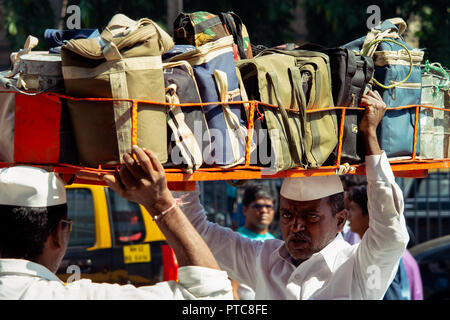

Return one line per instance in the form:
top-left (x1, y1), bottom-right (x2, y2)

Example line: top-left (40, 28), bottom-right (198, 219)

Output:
top-left (1, 91), bottom-right (449, 190)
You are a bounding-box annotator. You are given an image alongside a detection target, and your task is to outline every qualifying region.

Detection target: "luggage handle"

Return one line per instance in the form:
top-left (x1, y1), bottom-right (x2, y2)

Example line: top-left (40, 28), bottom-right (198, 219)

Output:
top-left (235, 66), bottom-right (250, 120)
top-left (288, 67), bottom-right (308, 164)
top-left (213, 69), bottom-right (249, 165)
top-left (266, 71), bottom-right (303, 166)
top-left (219, 12), bottom-right (247, 60)
top-left (288, 67), bottom-right (307, 137)
top-left (163, 61), bottom-right (203, 101)
top-left (5, 35), bottom-right (39, 79)
top-left (361, 38), bottom-right (413, 89)
top-left (100, 17), bottom-right (172, 60)
top-left (384, 18), bottom-right (407, 35)
top-left (165, 83), bottom-right (203, 173)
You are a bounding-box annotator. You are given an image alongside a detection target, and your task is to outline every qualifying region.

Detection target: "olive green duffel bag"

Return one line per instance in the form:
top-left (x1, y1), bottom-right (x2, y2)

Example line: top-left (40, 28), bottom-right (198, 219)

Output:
top-left (237, 48), bottom-right (338, 172)
top-left (259, 48), bottom-right (338, 169)
top-left (61, 14), bottom-right (174, 167)
top-left (237, 53), bottom-right (306, 172)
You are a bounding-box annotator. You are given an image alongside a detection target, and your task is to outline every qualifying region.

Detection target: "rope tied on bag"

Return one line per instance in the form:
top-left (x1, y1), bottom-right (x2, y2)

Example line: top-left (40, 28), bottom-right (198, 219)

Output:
top-left (361, 38), bottom-right (414, 89)
top-left (423, 60), bottom-right (450, 96)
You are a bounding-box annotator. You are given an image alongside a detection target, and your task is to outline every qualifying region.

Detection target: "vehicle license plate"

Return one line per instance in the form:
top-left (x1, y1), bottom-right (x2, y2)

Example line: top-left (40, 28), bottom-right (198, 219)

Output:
top-left (123, 244), bottom-right (151, 264)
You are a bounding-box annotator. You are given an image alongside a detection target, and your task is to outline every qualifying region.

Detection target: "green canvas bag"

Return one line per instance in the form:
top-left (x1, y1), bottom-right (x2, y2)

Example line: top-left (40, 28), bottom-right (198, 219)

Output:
top-left (420, 61), bottom-right (449, 159)
top-left (61, 14), bottom-right (174, 167)
top-left (259, 49), bottom-right (338, 168)
top-left (237, 53), bottom-right (306, 172)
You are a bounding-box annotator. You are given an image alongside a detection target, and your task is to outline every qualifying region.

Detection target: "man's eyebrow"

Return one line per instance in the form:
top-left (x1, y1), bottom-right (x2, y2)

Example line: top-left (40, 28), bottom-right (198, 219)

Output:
top-left (295, 208), bottom-right (321, 215)
top-left (304, 209), bottom-right (320, 214)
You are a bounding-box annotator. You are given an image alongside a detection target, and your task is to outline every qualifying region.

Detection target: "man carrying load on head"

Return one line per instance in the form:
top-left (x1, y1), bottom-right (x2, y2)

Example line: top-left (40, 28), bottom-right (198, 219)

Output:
top-left (106, 90), bottom-right (409, 299)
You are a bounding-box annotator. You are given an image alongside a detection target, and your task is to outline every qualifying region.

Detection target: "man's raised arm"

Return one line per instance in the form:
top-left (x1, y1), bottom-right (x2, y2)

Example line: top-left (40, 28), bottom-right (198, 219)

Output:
top-left (102, 145), bottom-right (232, 298)
top-left (353, 90), bottom-right (409, 299)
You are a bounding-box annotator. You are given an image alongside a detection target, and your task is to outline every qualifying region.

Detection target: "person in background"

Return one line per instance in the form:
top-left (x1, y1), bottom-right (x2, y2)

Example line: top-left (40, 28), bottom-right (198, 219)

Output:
top-left (238, 183), bottom-right (276, 241)
top-left (0, 160), bottom-right (232, 299)
top-left (402, 228), bottom-right (424, 300)
top-left (344, 177), bottom-right (423, 299)
top-left (340, 175), bottom-right (366, 245)
top-left (232, 183), bottom-right (276, 299)
top-left (347, 184), bottom-right (414, 300)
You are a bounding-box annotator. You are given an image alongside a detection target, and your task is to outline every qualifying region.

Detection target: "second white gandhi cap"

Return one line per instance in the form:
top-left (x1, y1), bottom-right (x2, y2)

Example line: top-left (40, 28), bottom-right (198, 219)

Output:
top-left (280, 175), bottom-right (344, 201)
top-left (0, 166), bottom-right (66, 207)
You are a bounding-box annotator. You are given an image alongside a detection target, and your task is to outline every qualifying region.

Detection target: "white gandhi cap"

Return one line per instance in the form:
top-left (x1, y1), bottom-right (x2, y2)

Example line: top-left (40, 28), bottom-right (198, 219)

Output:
top-left (0, 166), bottom-right (66, 207)
top-left (280, 175), bottom-right (344, 201)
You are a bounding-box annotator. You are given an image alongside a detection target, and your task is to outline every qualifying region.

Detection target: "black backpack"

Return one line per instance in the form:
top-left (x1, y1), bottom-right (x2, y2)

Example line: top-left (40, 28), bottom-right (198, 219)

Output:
top-left (324, 47), bottom-right (374, 164)
top-left (297, 43), bottom-right (374, 164)
top-left (273, 43), bottom-right (374, 164)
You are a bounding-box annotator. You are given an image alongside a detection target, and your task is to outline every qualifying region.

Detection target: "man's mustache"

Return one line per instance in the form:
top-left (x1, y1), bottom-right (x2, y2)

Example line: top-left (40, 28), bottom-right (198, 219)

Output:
top-left (288, 232), bottom-right (311, 243)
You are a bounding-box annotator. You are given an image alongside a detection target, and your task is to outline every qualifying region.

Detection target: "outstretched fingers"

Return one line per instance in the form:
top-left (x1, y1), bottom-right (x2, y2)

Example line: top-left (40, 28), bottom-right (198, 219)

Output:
top-left (142, 147), bottom-right (165, 174)
top-left (131, 145), bottom-right (156, 176)
top-left (103, 172), bottom-right (126, 196)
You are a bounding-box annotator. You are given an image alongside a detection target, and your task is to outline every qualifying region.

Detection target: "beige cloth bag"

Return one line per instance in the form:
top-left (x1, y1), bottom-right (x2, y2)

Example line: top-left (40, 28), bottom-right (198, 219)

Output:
top-left (61, 14), bottom-right (174, 166)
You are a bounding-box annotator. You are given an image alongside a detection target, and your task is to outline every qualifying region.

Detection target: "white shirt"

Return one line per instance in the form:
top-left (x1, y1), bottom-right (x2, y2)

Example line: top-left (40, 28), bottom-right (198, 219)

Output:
top-left (176, 152), bottom-right (409, 300)
top-left (0, 259), bottom-right (232, 300)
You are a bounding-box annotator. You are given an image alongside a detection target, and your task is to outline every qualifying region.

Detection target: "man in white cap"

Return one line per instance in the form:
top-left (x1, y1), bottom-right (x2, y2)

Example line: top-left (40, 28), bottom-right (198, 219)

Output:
top-left (0, 154), bottom-right (232, 299)
top-left (105, 90), bottom-right (409, 299)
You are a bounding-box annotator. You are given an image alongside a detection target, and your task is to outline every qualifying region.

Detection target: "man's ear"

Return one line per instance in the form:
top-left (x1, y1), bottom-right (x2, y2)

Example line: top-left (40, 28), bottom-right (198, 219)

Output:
top-left (242, 206), bottom-right (248, 216)
top-left (335, 209), bottom-right (348, 233)
top-left (49, 220), bottom-right (66, 249)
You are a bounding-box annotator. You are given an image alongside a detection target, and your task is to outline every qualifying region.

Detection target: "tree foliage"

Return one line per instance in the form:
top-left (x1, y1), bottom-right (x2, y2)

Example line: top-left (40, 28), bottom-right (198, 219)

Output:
top-left (2, 0), bottom-right (447, 66)
top-left (302, 0), bottom-right (449, 66)
top-left (1, 0), bottom-right (299, 52)
top-left (3, 0), bottom-right (55, 50)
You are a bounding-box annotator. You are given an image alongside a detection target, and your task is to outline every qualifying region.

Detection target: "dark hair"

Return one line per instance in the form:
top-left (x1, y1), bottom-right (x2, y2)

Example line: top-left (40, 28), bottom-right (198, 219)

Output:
top-left (242, 183), bottom-right (274, 207)
top-left (0, 204), bottom-right (67, 260)
top-left (348, 185), bottom-right (368, 216)
top-left (340, 175), bottom-right (367, 191)
top-left (327, 192), bottom-right (345, 216)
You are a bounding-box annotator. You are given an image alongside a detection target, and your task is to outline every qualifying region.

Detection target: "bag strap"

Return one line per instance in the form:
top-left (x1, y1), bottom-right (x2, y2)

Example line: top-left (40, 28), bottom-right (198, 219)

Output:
top-left (346, 50), bottom-right (358, 79)
top-left (163, 61), bottom-right (203, 100)
top-left (5, 35), bottom-right (39, 79)
top-left (363, 55), bottom-right (375, 86)
top-left (100, 18), bottom-right (171, 61)
top-left (166, 83), bottom-right (203, 172)
top-left (213, 69), bottom-right (248, 165)
top-left (360, 17), bottom-right (407, 58)
top-left (228, 12), bottom-right (247, 56)
top-left (235, 66), bottom-right (250, 120)
top-left (220, 12), bottom-right (247, 59)
top-left (288, 67), bottom-right (307, 164)
top-left (385, 18), bottom-right (407, 35)
top-left (266, 71), bottom-right (303, 165)
top-left (362, 38), bottom-right (413, 89)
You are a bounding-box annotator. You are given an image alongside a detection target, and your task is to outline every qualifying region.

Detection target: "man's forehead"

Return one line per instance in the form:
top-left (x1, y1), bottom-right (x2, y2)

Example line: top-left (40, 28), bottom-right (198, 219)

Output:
top-left (280, 195), bottom-right (324, 210)
top-left (253, 197), bottom-right (273, 203)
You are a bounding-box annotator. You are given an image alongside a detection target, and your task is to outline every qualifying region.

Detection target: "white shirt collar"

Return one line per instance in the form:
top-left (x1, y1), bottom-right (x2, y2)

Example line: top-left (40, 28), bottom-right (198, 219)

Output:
top-left (276, 235), bottom-right (350, 272)
top-left (0, 258), bottom-right (63, 282)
